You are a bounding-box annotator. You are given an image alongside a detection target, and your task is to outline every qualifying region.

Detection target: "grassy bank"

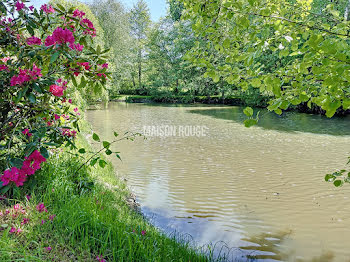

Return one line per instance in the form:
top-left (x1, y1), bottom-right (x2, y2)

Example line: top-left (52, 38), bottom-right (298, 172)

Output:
top-left (0, 133), bottom-right (209, 261)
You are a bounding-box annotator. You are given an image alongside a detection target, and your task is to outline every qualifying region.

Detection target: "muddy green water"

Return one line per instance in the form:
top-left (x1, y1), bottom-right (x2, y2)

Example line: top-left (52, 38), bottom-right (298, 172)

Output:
top-left (87, 102), bottom-right (350, 261)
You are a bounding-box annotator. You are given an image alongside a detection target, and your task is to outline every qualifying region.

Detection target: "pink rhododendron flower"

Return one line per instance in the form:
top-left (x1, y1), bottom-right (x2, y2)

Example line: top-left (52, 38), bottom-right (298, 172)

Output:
top-left (45, 35), bottom-right (55, 46)
top-left (69, 43), bottom-right (84, 52)
top-left (1, 57), bottom-right (11, 63)
top-left (96, 256), bottom-right (106, 262)
top-left (41, 4), bottom-right (55, 14)
top-left (0, 167), bottom-right (27, 187)
top-left (22, 129), bottom-right (32, 137)
top-left (51, 27), bottom-right (75, 45)
top-left (49, 85), bottom-right (64, 97)
top-left (21, 217), bottom-right (29, 225)
top-left (36, 203), bottom-right (48, 213)
top-left (15, 1), bottom-right (25, 11)
top-left (61, 128), bottom-right (77, 138)
top-left (81, 18), bottom-right (96, 37)
top-left (20, 150), bottom-right (47, 177)
top-left (10, 69), bottom-right (31, 86)
top-left (10, 65), bottom-right (42, 86)
top-left (29, 6), bottom-right (34, 11)
top-left (54, 114), bottom-right (60, 120)
top-left (77, 62), bottom-right (90, 70)
top-left (0, 65), bottom-right (9, 72)
top-left (73, 9), bottom-right (85, 18)
top-left (27, 36), bottom-right (42, 46)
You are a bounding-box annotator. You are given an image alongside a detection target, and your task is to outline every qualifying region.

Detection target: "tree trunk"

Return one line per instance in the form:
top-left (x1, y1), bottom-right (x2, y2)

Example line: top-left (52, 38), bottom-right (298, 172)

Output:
top-left (138, 49), bottom-right (142, 89)
top-left (345, 0), bottom-right (350, 20)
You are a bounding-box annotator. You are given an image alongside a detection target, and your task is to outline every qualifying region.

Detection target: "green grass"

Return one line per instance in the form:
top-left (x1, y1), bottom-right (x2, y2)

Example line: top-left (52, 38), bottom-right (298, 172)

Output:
top-left (0, 134), bottom-right (209, 262)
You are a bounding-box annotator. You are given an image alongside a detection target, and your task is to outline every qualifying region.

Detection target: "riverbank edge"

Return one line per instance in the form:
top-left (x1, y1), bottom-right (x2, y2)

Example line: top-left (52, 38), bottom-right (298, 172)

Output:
top-left (0, 124), bottom-right (210, 261)
top-left (111, 95), bottom-right (350, 116)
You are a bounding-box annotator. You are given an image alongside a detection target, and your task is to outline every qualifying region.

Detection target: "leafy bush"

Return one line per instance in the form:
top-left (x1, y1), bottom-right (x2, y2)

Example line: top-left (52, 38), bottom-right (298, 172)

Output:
top-left (0, 0), bottom-right (110, 195)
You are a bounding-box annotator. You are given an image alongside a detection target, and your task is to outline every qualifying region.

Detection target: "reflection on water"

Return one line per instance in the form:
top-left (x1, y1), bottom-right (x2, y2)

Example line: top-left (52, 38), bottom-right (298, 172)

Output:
top-left (87, 102), bottom-right (350, 261)
top-left (188, 107), bottom-right (350, 136)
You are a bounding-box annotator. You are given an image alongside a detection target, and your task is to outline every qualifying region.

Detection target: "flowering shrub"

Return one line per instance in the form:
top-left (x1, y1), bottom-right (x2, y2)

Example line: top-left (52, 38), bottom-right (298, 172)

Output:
top-left (0, 1), bottom-right (110, 195)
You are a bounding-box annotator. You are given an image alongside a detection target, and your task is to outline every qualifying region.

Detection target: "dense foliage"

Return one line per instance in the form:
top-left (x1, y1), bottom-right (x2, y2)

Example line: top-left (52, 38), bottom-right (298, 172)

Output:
top-left (0, 0), bottom-right (110, 195)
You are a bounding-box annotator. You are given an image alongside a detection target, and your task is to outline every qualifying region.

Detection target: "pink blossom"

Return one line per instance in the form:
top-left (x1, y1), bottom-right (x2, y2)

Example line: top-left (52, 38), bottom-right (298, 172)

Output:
top-left (13, 204), bottom-right (20, 210)
top-left (0, 65), bottom-right (9, 72)
top-left (54, 114), bottom-right (60, 120)
top-left (81, 19), bottom-right (96, 37)
top-left (0, 167), bottom-right (27, 187)
top-left (41, 4), bottom-right (55, 14)
top-left (17, 228), bottom-right (23, 234)
top-left (141, 230), bottom-right (146, 236)
top-left (21, 217), bottom-right (29, 225)
top-left (45, 36), bottom-right (55, 46)
top-left (61, 128), bottom-right (77, 138)
top-left (1, 57), bottom-right (10, 63)
top-left (22, 129), bottom-right (32, 137)
top-left (9, 227), bottom-right (16, 234)
top-left (45, 246), bottom-right (52, 252)
top-left (29, 6), bottom-right (34, 11)
top-left (27, 36), bottom-right (42, 46)
top-left (74, 108), bottom-right (78, 113)
top-left (52, 27), bottom-right (75, 45)
top-left (102, 63), bottom-right (108, 69)
top-left (10, 65), bottom-right (42, 86)
top-left (10, 70), bottom-right (30, 86)
top-left (49, 85), bottom-right (64, 97)
top-left (49, 214), bottom-right (56, 221)
top-left (41, 220), bottom-right (46, 225)
top-left (26, 195), bottom-right (31, 201)
top-left (15, 1), bottom-right (25, 11)
top-left (20, 150), bottom-right (47, 177)
top-left (73, 9), bottom-right (85, 18)
top-left (96, 256), bottom-right (106, 262)
top-left (68, 99), bottom-right (72, 104)
top-left (77, 62), bottom-right (90, 70)
top-left (69, 43), bottom-right (84, 52)
top-left (36, 203), bottom-right (48, 213)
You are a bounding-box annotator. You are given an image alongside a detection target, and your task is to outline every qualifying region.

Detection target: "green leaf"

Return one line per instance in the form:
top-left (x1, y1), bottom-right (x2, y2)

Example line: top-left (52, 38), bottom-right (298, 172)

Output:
top-left (92, 133), bottom-right (100, 142)
top-left (115, 153), bottom-right (122, 161)
top-left (244, 119), bottom-right (258, 128)
top-left (50, 52), bottom-right (60, 64)
top-left (113, 132), bottom-right (119, 137)
top-left (90, 157), bottom-right (99, 166)
top-left (10, 158), bottom-right (23, 169)
top-left (99, 159), bottom-right (107, 168)
top-left (40, 147), bottom-right (49, 159)
top-left (102, 141), bottom-right (110, 149)
top-left (78, 148), bottom-right (86, 154)
top-left (0, 185), bottom-right (10, 194)
top-left (333, 180), bottom-right (343, 187)
top-left (28, 93), bottom-right (36, 103)
top-left (105, 149), bottom-right (112, 155)
top-left (26, 25), bottom-right (34, 36)
top-left (243, 107), bottom-right (253, 117)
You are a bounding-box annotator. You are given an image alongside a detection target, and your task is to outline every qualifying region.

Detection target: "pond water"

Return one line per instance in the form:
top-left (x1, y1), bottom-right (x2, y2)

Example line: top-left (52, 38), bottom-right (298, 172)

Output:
top-left (87, 102), bottom-right (350, 261)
